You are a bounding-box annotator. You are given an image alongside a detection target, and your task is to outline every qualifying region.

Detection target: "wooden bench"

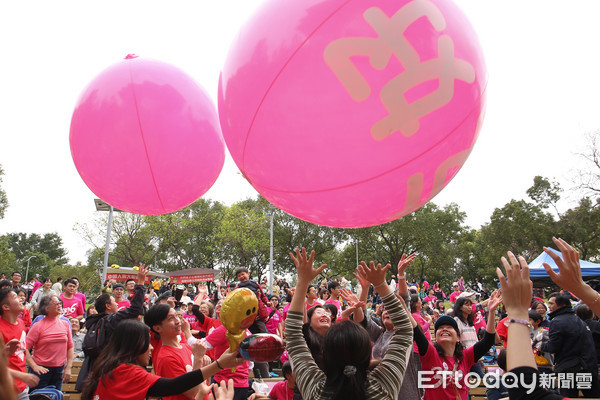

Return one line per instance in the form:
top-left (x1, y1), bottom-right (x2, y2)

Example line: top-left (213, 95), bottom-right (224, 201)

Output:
top-left (62, 359), bottom-right (83, 400)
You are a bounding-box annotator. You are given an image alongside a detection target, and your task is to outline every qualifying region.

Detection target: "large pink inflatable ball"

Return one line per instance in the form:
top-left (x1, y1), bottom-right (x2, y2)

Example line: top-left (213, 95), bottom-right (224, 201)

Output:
top-left (70, 55), bottom-right (225, 215)
top-left (219, 0), bottom-right (486, 228)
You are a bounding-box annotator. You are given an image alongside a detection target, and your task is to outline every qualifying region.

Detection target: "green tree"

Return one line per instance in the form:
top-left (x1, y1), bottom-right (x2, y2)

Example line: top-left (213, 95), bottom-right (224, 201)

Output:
top-left (333, 203), bottom-right (468, 288)
top-left (0, 164), bottom-right (8, 219)
top-left (270, 208), bottom-right (348, 277)
top-left (557, 197), bottom-right (600, 260)
top-left (478, 200), bottom-right (555, 270)
top-left (4, 232), bottom-right (69, 278)
top-left (0, 236), bottom-right (17, 276)
top-left (217, 199), bottom-right (270, 282)
top-left (527, 176), bottom-right (562, 214)
top-left (159, 199), bottom-right (225, 271)
top-left (50, 262), bottom-right (102, 300)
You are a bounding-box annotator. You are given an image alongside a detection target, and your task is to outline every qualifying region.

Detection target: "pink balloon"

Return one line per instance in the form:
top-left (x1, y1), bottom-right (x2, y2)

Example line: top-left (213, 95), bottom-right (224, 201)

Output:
top-left (70, 55), bottom-right (225, 215)
top-left (219, 0), bottom-right (486, 228)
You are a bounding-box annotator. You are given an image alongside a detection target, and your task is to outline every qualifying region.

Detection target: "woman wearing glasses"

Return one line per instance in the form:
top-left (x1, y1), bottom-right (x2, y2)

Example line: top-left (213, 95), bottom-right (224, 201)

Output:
top-left (26, 294), bottom-right (74, 391)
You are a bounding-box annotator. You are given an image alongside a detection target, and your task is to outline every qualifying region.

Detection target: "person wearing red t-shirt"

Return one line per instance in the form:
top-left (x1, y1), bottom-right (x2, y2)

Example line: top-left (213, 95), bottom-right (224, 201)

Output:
top-left (81, 319), bottom-right (244, 400)
top-left (265, 297), bottom-right (282, 337)
top-left (423, 289), bottom-right (438, 304)
top-left (112, 284), bottom-right (131, 311)
top-left (413, 290), bottom-right (502, 400)
top-left (60, 279), bottom-right (85, 320)
top-left (26, 294), bottom-right (74, 391)
top-left (146, 304), bottom-right (211, 400)
top-left (70, 277), bottom-right (87, 311)
top-left (305, 285), bottom-right (319, 311)
top-left (324, 281), bottom-right (342, 318)
top-left (410, 294), bottom-right (432, 353)
top-left (249, 361), bottom-right (294, 400)
top-left (449, 282), bottom-right (462, 306)
top-left (0, 288), bottom-right (40, 398)
top-left (196, 324), bottom-right (251, 400)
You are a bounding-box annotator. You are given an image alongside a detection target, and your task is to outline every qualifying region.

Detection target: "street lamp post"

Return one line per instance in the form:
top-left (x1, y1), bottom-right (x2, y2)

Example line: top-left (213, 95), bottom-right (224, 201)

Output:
top-left (25, 255), bottom-right (37, 285)
top-left (95, 199), bottom-right (122, 284)
top-left (267, 205), bottom-right (274, 293)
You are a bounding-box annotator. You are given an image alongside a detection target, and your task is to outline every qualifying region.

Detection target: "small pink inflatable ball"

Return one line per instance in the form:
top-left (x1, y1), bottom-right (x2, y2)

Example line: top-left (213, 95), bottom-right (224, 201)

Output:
top-left (70, 55), bottom-right (225, 215)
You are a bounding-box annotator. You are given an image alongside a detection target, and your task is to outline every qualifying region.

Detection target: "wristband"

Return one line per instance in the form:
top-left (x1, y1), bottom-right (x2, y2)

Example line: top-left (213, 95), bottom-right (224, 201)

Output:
top-left (216, 359), bottom-right (223, 369)
top-left (503, 318), bottom-right (530, 328)
top-left (397, 274), bottom-right (406, 280)
top-left (374, 281), bottom-right (388, 289)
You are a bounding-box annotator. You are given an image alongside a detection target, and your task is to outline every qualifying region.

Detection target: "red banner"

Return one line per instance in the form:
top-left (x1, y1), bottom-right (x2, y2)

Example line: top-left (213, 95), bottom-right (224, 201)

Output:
top-left (106, 273), bottom-right (152, 284)
top-left (170, 273), bottom-right (214, 284)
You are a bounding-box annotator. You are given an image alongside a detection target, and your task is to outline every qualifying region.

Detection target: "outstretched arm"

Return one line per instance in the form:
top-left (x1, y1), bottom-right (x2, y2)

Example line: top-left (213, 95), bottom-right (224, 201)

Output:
top-left (496, 252), bottom-right (535, 370)
top-left (288, 248), bottom-right (326, 314)
top-left (543, 237), bottom-right (600, 314)
top-left (396, 253), bottom-right (416, 296)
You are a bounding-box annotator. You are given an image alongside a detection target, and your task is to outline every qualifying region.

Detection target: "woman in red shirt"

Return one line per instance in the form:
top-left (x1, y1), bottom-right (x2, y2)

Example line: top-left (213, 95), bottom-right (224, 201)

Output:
top-left (81, 319), bottom-right (243, 400)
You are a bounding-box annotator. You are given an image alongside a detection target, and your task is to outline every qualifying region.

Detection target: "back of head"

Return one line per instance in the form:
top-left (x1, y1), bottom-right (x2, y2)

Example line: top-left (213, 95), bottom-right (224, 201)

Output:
top-left (528, 310), bottom-right (542, 324)
top-left (576, 303), bottom-right (594, 321)
top-left (281, 361), bottom-right (292, 380)
top-left (323, 320), bottom-right (370, 400)
top-left (409, 294), bottom-right (420, 313)
top-left (95, 294), bottom-right (112, 314)
top-left (82, 320), bottom-right (150, 400)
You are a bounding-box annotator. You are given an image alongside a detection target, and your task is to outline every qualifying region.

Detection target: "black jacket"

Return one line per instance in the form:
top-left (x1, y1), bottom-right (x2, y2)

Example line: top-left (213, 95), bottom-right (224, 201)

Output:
top-left (75, 284), bottom-right (146, 390)
top-left (541, 305), bottom-right (598, 373)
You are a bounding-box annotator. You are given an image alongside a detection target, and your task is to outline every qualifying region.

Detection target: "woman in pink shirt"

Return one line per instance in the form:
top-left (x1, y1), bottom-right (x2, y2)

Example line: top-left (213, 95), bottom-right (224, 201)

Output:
top-left (26, 294), bottom-right (74, 391)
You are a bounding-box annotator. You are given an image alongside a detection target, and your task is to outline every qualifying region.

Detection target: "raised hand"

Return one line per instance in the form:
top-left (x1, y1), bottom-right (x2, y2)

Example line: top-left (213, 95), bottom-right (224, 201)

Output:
top-left (543, 237), bottom-right (586, 295)
top-left (197, 282), bottom-right (208, 299)
top-left (137, 264), bottom-right (149, 285)
top-left (353, 268), bottom-right (370, 291)
top-left (487, 289), bottom-right (503, 311)
top-left (357, 261), bottom-right (390, 286)
top-left (397, 253), bottom-right (416, 275)
top-left (289, 248), bottom-right (327, 286)
top-left (339, 288), bottom-right (359, 305)
top-left (496, 252), bottom-right (532, 316)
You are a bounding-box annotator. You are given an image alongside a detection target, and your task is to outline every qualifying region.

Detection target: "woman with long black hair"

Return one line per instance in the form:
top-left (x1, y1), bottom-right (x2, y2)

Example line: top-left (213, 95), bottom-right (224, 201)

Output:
top-left (286, 248), bottom-right (413, 400)
top-left (81, 320), bottom-right (243, 400)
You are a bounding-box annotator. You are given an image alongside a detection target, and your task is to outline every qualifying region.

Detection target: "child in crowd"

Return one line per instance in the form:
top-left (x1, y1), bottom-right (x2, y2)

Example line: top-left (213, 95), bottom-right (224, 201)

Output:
top-left (249, 361), bottom-right (295, 400)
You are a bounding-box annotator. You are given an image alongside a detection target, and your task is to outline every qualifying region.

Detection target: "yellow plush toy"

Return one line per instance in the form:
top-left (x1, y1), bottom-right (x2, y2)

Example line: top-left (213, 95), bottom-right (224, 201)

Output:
top-left (220, 288), bottom-right (258, 353)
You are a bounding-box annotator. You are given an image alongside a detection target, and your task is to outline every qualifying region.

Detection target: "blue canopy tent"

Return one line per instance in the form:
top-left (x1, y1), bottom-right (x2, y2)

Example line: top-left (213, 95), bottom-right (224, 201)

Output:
top-left (529, 247), bottom-right (600, 287)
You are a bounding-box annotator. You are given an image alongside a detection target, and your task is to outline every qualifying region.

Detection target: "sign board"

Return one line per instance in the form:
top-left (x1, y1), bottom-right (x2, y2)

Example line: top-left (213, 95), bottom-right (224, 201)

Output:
top-left (170, 273), bottom-right (214, 284)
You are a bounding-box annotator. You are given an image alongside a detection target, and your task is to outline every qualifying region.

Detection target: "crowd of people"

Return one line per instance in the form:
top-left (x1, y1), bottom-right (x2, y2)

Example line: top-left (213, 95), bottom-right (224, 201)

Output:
top-left (1, 237), bottom-right (600, 399)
